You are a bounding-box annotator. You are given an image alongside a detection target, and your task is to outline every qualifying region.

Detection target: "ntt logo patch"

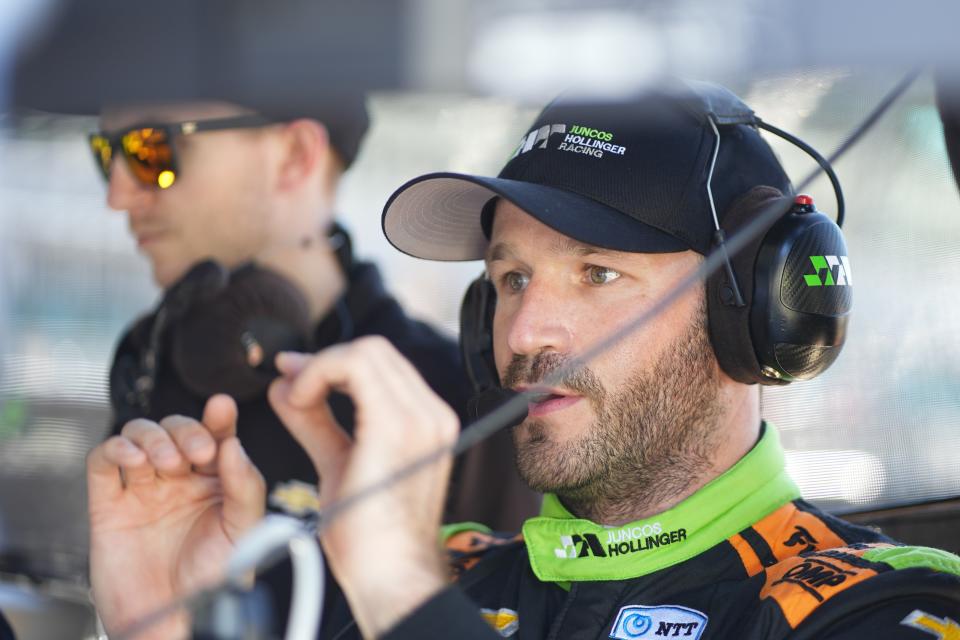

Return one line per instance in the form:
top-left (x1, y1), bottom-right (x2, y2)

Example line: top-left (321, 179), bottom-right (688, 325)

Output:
top-left (608, 605), bottom-right (708, 639)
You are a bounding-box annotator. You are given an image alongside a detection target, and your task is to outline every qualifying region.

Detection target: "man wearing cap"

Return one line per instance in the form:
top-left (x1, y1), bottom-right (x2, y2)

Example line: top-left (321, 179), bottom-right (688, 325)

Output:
top-left (87, 82), bottom-right (960, 639)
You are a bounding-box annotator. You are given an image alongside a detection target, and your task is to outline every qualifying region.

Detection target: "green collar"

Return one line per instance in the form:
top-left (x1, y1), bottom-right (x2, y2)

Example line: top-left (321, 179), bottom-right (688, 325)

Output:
top-left (522, 423), bottom-right (800, 582)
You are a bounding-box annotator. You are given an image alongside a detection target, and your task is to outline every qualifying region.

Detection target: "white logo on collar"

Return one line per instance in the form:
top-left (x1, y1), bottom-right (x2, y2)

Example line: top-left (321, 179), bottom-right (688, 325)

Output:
top-left (609, 605), bottom-right (708, 639)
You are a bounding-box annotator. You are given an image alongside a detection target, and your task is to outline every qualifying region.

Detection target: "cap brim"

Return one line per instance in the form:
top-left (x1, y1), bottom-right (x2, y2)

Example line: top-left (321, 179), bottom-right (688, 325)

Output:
top-left (382, 172), bottom-right (689, 261)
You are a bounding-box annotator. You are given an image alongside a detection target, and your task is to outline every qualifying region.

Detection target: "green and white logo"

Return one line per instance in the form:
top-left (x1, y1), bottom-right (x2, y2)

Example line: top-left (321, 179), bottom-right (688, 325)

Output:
top-left (552, 522), bottom-right (687, 561)
top-left (804, 255), bottom-right (852, 287)
top-left (554, 533), bottom-right (608, 559)
top-left (511, 122), bottom-right (627, 160)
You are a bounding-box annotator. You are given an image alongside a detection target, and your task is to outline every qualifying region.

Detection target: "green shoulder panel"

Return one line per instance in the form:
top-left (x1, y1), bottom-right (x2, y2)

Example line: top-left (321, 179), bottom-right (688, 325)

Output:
top-left (863, 545), bottom-right (960, 577)
top-left (440, 521), bottom-right (493, 543)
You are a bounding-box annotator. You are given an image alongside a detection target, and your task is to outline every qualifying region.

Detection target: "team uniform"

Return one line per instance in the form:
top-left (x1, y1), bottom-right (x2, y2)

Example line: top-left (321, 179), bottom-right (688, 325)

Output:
top-left (321, 425), bottom-right (960, 639)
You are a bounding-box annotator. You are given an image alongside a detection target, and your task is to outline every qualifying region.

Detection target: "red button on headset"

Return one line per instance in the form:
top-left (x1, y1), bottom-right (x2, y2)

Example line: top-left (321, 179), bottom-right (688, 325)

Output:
top-left (794, 194), bottom-right (814, 206)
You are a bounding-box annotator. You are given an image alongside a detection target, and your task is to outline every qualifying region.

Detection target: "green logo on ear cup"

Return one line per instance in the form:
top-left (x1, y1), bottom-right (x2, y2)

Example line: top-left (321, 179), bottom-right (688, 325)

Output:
top-left (804, 255), bottom-right (852, 287)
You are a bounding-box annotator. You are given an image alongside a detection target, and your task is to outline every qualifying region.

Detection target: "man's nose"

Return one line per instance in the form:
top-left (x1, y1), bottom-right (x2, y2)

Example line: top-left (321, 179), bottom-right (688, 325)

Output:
top-left (105, 158), bottom-right (153, 213)
top-left (504, 279), bottom-right (573, 358)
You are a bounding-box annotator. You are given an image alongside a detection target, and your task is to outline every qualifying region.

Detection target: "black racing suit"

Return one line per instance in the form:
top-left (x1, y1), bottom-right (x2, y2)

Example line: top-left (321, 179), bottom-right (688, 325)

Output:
top-left (321, 424), bottom-right (960, 639)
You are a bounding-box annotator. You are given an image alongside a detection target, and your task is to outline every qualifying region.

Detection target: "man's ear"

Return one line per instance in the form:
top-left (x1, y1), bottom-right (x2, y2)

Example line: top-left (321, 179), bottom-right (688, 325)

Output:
top-left (273, 118), bottom-right (331, 191)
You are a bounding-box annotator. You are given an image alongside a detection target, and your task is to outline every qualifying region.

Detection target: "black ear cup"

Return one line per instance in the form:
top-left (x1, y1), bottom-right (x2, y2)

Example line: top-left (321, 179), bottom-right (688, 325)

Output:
top-left (751, 198), bottom-right (851, 381)
top-left (170, 264), bottom-right (313, 401)
top-left (707, 187), bottom-right (789, 384)
top-left (112, 226), bottom-right (355, 419)
top-left (707, 187), bottom-right (852, 385)
top-left (459, 274), bottom-right (499, 394)
top-left (109, 260), bottom-right (232, 417)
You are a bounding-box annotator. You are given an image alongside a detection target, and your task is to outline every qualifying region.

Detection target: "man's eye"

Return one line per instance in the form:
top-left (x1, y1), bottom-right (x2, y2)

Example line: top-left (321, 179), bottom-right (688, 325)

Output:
top-left (587, 266), bottom-right (621, 285)
top-left (504, 272), bottom-right (529, 292)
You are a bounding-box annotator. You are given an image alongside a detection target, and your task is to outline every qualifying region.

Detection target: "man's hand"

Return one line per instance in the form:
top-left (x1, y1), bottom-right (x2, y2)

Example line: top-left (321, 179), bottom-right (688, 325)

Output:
top-left (87, 395), bottom-right (265, 639)
top-left (270, 336), bottom-right (460, 639)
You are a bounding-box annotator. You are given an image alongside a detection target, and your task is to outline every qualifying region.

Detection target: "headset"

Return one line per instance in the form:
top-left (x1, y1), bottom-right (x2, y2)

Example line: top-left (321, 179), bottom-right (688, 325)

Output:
top-left (459, 88), bottom-right (852, 392)
top-left (110, 224), bottom-right (354, 421)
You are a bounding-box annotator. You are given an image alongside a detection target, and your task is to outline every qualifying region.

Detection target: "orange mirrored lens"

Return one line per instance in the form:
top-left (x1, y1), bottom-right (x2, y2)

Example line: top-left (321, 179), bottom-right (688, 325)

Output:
top-left (89, 135), bottom-right (113, 179)
top-left (121, 128), bottom-right (176, 188)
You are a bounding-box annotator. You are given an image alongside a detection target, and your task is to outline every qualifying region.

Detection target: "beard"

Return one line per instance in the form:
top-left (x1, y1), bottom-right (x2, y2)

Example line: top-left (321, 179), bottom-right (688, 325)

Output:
top-left (501, 301), bottom-right (723, 523)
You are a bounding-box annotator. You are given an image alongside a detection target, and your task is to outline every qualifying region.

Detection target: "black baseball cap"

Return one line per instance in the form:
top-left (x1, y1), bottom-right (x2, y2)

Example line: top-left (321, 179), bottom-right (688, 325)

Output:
top-left (382, 79), bottom-right (792, 260)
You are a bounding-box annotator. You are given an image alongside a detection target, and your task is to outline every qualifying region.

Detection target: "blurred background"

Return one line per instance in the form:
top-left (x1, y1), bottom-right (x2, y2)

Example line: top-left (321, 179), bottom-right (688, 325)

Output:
top-left (1, 0), bottom-right (960, 637)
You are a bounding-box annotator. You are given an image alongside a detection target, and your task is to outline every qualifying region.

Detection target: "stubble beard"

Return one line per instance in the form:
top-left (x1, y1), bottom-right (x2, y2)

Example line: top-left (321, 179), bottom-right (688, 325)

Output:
top-left (506, 306), bottom-right (723, 524)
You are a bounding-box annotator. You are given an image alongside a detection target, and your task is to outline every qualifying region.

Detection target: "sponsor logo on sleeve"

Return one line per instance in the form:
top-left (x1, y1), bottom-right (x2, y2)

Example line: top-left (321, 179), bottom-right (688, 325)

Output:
top-left (481, 608), bottom-right (519, 637)
top-left (608, 605), bottom-right (708, 639)
top-left (268, 480), bottom-right (320, 517)
top-left (770, 557), bottom-right (855, 599)
top-left (783, 525), bottom-right (819, 555)
top-left (759, 547), bottom-right (882, 628)
top-left (900, 610), bottom-right (960, 639)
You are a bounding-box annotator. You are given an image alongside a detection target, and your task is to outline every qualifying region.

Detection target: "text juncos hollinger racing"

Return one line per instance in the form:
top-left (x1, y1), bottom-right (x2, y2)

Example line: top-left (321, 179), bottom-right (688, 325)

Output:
top-left (513, 123), bottom-right (627, 159)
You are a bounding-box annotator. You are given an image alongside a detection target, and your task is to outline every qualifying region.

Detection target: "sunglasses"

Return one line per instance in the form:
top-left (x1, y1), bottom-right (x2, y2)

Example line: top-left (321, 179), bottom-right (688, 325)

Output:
top-left (88, 114), bottom-right (272, 189)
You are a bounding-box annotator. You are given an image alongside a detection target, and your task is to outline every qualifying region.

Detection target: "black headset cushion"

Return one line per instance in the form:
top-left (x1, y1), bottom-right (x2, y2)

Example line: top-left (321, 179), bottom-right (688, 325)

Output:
top-left (707, 185), bottom-right (791, 385)
top-left (459, 275), bottom-right (499, 393)
top-left (171, 265), bottom-right (313, 401)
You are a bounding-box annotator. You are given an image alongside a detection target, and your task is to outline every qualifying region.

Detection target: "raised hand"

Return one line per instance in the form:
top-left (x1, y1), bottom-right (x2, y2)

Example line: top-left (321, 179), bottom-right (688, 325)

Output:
top-left (269, 336), bottom-right (460, 638)
top-left (87, 395), bottom-right (265, 639)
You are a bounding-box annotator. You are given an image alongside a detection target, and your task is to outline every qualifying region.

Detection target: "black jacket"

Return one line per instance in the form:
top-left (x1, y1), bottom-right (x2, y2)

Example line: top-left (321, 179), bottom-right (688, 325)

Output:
top-left (325, 425), bottom-right (960, 639)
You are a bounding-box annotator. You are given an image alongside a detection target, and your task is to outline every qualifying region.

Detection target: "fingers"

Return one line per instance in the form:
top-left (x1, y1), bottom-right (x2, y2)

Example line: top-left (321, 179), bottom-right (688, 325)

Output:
top-left (190, 395), bottom-right (239, 475)
top-left (202, 394), bottom-right (239, 442)
top-left (275, 351), bottom-right (312, 378)
top-left (281, 338), bottom-right (459, 440)
top-left (116, 418), bottom-right (192, 481)
top-left (86, 437), bottom-right (145, 502)
top-left (282, 339), bottom-right (398, 411)
top-left (158, 415), bottom-right (217, 471)
top-left (276, 338), bottom-right (460, 461)
top-left (268, 377), bottom-right (351, 494)
top-left (218, 436), bottom-right (267, 542)
top-left (109, 396), bottom-right (239, 484)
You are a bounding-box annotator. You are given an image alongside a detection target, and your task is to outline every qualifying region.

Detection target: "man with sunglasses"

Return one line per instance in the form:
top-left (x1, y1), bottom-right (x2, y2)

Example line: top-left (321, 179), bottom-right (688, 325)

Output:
top-left (86, 98), bottom-right (541, 636)
top-left (91, 99), bottom-right (476, 499)
top-left (87, 84), bottom-right (960, 640)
